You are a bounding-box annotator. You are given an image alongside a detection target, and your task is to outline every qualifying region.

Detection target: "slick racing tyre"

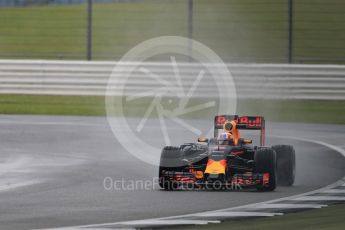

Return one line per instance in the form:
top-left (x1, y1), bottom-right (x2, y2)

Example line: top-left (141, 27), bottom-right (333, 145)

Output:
top-left (158, 146), bottom-right (186, 190)
top-left (254, 148), bottom-right (277, 191)
top-left (272, 145), bottom-right (296, 186)
top-left (159, 146), bottom-right (185, 168)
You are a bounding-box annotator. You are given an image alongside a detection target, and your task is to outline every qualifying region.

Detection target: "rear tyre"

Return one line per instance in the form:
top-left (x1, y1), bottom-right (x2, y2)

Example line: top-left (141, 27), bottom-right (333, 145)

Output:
top-left (254, 148), bottom-right (277, 191)
top-left (158, 146), bottom-right (186, 190)
top-left (272, 145), bottom-right (296, 186)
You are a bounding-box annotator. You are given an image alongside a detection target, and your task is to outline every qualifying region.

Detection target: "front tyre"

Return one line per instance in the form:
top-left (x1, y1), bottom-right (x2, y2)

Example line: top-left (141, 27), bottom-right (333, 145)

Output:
top-left (254, 148), bottom-right (277, 191)
top-left (272, 145), bottom-right (296, 186)
top-left (158, 146), bottom-right (185, 190)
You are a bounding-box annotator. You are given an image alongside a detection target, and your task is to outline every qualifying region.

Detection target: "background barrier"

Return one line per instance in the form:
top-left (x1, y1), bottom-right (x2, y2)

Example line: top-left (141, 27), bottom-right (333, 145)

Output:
top-left (0, 60), bottom-right (344, 100)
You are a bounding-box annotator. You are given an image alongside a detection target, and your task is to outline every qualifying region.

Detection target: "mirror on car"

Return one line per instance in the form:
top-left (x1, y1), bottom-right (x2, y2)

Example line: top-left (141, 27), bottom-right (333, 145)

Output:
top-left (243, 139), bottom-right (252, 144)
top-left (197, 137), bottom-right (209, 143)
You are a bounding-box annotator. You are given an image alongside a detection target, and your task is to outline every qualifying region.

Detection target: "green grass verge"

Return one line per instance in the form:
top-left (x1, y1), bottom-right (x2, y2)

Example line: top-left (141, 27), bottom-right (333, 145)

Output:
top-left (0, 95), bottom-right (105, 116)
top-left (166, 204), bottom-right (345, 230)
top-left (0, 0), bottom-right (344, 63)
top-left (0, 94), bottom-right (344, 125)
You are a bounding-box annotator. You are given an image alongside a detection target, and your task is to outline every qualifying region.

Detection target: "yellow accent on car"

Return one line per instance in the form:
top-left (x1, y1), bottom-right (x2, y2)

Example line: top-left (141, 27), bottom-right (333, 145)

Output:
top-left (195, 171), bottom-right (204, 179)
top-left (205, 161), bottom-right (226, 175)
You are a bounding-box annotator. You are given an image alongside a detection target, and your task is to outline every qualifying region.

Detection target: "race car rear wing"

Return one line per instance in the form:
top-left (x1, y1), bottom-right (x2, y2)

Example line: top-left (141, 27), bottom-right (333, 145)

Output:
top-left (214, 115), bottom-right (265, 146)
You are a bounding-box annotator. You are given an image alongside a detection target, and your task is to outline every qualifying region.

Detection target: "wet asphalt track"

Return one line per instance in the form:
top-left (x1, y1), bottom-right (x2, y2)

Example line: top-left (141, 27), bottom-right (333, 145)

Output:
top-left (0, 115), bottom-right (344, 230)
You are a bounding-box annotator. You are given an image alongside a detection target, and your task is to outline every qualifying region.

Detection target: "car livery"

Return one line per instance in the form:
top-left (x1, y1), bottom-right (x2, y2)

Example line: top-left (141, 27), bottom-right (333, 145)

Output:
top-left (158, 115), bottom-right (296, 191)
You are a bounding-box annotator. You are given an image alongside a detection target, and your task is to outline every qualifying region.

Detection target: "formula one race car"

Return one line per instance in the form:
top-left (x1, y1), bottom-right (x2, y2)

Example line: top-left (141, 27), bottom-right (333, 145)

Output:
top-left (158, 115), bottom-right (296, 191)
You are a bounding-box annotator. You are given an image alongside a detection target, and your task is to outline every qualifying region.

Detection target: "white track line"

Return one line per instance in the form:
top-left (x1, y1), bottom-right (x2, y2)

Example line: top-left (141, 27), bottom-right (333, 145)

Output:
top-left (190, 211), bottom-right (283, 217)
top-left (292, 196), bottom-right (345, 201)
top-left (321, 189), bottom-right (345, 194)
top-left (251, 203), bottom-right (327, 209)
top-left (42, 220), bottom-right (220, 230)
top-left (113, 219), bottom-right (220, 226)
